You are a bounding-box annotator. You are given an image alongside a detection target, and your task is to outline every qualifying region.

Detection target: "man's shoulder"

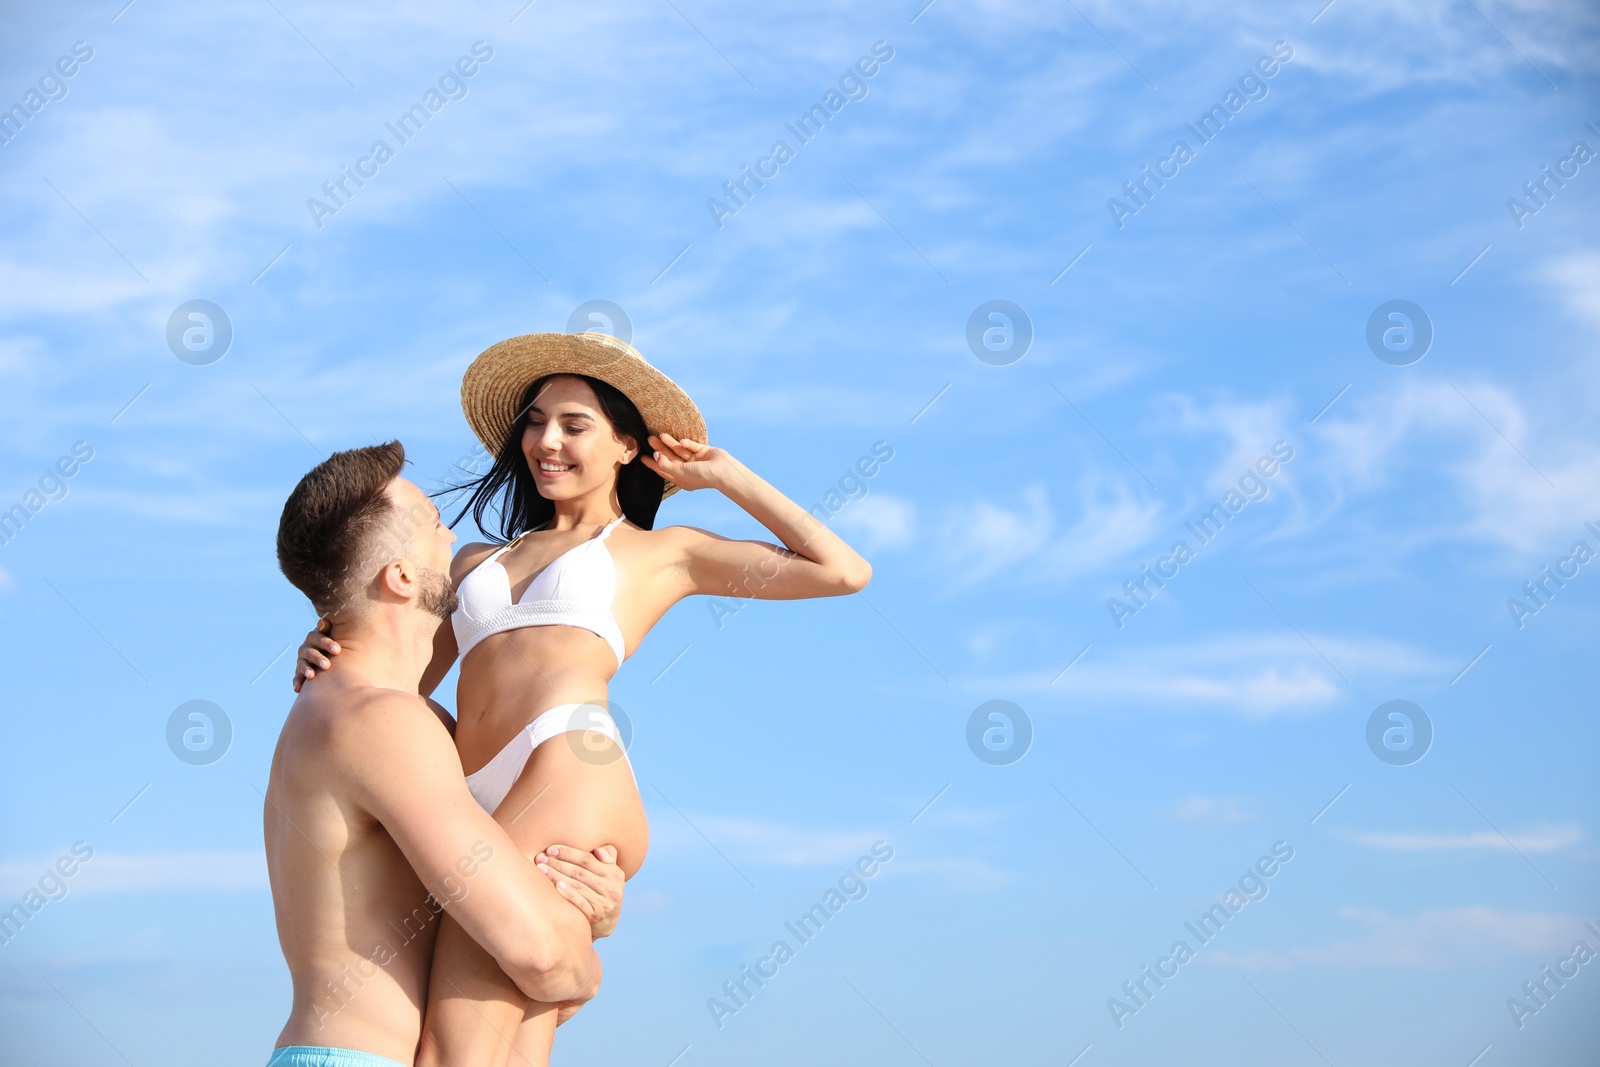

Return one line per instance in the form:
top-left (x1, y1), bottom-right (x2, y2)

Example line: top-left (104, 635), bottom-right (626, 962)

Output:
top-left (292, 684), bottom-right (446, 769)
top-left (330, 685), bottom-right (439, 738)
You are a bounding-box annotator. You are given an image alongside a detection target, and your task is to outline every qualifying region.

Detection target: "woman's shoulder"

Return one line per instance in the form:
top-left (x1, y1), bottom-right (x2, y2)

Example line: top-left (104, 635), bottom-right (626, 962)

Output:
top-left (627, 524), bottom-right (741, 573)
top-left (614, 521), bottom-right (703, 561)
top-left (626, 522), bottom-right (705, 546)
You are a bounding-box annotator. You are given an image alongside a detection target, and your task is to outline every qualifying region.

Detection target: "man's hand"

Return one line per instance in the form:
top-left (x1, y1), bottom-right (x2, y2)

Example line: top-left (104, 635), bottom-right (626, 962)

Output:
top-left (293, 618), bottom-right (342, 692)
top-left (536, 844), bottom-right (624, 940)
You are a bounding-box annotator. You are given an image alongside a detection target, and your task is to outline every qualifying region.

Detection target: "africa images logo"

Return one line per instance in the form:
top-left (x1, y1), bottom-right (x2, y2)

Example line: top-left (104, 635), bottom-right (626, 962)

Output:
top-left (706, 841), bottom-right (894, 1029)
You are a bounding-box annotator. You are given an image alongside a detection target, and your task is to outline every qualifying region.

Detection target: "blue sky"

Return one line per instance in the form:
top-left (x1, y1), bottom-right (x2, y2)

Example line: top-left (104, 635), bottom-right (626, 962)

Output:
top-left (1, 0), bottom-right (1598, 1064)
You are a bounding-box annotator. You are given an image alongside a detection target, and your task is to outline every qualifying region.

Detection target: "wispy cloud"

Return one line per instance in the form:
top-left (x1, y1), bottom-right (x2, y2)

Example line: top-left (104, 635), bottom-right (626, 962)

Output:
top-left (1050, 0), bottom-right (1591, 90)
top-left (831, 492), bottom-right (916, 549)
top-left (1310, 378), bottom-right (1600, 557)
top-left (657, 814), bottom-right (1011, 892)
top-left (685, 816), bottom-right (886, 867)
top-left (1542, 251), bottom-right (1600, 330)
top-left (934, 482), bottom-right (1057, 587)
top-left (1165, 795), bottom-right (1257, 825)
top-left (0, 850), bottom-right (267, 898)
top-left (1165, 393), bottom-right (1295, 504)
top-left (1348, 824), bottom-right (1583, 854)
top-left (884, 856), bottom-right (1013, 894)
top-left (1211, 906), bottom-right (1582, 970)
top-left (979, 632), bottom-right (1449, 716)
top-left (1070, 663), bottom-right (1339, 716)
top-left (932, 477), bottom-right (1164, 591)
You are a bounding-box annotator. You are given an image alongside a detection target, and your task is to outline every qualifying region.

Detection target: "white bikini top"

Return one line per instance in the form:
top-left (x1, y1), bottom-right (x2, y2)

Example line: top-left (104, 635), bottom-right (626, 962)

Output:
top-left (451, 516), bottom-right (628, 666)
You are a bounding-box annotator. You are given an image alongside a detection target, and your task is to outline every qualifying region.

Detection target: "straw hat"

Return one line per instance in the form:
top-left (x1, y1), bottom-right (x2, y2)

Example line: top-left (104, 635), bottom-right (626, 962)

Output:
top-left (460, 331), bottom-right (707, 500)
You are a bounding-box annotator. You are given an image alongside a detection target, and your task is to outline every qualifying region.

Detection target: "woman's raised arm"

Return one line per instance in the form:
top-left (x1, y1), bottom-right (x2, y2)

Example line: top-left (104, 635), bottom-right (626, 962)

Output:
top-left (642, 432), bottom-right (872, 601)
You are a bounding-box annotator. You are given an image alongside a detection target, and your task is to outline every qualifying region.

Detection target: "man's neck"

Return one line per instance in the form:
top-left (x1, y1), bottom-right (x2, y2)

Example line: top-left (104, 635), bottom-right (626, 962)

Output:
top-left (324, 608), bottom-right (437, 694)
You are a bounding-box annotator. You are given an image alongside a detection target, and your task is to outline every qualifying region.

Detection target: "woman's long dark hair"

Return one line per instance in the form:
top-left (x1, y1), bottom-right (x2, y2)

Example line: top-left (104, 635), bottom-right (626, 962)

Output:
top-left (442, 373), bottom-right (664, 542)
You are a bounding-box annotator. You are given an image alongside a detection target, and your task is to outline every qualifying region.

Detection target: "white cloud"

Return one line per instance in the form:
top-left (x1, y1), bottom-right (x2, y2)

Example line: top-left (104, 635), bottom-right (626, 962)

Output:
top-left (934, 482), bottom-right (1057, 588)
top-left (1056, 0), bottom-right (1593, 91)
top-left (0, 850), bottom-right (267, 899)
top-left (625, 888), bottom-right (674, 917)
top-left (686, 816), bottom-right (885, 867)
top-left (1165, 795), bottom-right (1257, 825)
top-left (689, 381), bottom-right (907, 430)
top-left (1040, 478), bottom-right (1169, 583)
top-left (1543, 251), bottom-right (1600, 330)
top-left (918, 378), bottom-right (1589, 604)
top-left (831, 492), bottom-right (915, 549)
top-left (75, 486), bottom-right (287, 528)
top-left (0, 335), bottom-right (49, 379)
top-left (932, 477), bottom-right (1165, 591)
top-left (982, 632), bottom-right (1449, 716)
top-left (656, 814), bottom-right (1009, 892)
top-left (881, 856), bottom-right (1012, 894)
top-left (963, 619), bottom-right (1027, 660)
top-left (1070, 663), bottom-right (1339, 716)
top-left (1310, 377), bottom-right (1600, 556)
top-left (1348, 824), bottom-right (1582, 854)
top-left (1211, 906), bottom-right (1584, 970)
top-left (904, 801), bottom-right (1013, 831)
top-left (1165, 393), bottom-right (1295, 504)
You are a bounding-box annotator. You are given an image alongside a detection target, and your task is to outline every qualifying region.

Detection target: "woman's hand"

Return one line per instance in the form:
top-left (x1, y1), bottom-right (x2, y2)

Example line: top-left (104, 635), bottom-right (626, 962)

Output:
top-left (640, 432), bottom-right (738, 494)
top-left (536, 844), bottom-right (624, 940)
top-left (538, 842), bottom-right (623, 1025)
top-left (291, 617), bottom-right (342, 693)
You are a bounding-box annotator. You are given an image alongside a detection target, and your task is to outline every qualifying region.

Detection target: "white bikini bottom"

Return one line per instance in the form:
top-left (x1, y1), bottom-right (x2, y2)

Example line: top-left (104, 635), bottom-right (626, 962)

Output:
top-left (464, 701), bottom-right (636, 815)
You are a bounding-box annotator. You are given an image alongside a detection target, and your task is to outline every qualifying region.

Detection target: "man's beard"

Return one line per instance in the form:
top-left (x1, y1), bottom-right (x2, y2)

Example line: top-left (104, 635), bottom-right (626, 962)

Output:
top-left (419, 566), bottom-right (460, 619)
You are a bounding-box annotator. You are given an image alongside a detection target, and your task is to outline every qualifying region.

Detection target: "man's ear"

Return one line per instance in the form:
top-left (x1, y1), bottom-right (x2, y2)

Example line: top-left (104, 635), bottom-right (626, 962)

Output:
top-left (378, 558), bottom-right (415, 601)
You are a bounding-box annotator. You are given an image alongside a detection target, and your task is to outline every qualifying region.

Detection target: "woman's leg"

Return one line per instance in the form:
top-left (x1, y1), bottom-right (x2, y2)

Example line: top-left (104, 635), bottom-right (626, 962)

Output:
top-left (416, 730), bottom-right (647, 1067)
top-left (417, 915), bottom-right (529, 1067)
top-left (507, 1001), bottom-right (562, 1066)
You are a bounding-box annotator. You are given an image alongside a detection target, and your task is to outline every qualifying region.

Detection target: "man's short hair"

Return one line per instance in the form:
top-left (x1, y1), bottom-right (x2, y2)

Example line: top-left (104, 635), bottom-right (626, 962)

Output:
top-left (276, 440), bottom-right (407, 617)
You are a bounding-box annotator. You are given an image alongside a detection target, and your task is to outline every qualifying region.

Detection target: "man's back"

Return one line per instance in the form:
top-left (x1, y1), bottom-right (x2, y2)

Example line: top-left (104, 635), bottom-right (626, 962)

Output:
top-left (265, 679), bottom-right (457, 1063)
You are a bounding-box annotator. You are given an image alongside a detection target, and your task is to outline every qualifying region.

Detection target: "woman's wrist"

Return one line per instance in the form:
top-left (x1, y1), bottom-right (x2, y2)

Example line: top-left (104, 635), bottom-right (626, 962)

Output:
top-left (711, 454), bottom-right (760, 499)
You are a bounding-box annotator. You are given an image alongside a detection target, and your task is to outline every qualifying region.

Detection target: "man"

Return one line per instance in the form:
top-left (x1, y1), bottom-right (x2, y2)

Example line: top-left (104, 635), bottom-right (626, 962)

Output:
top-left (265, 440), bottom-right (623, 1067)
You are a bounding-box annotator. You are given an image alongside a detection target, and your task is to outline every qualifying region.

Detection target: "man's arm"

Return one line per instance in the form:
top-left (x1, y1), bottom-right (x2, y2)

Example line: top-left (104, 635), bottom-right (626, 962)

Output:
top-left (334, 692), bottom-right (601, 1005)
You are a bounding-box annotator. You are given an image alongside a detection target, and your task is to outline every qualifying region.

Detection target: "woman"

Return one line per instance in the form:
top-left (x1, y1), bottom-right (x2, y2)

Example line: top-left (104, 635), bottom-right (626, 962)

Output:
top-left (292, 331), bottom-right (872, 1066)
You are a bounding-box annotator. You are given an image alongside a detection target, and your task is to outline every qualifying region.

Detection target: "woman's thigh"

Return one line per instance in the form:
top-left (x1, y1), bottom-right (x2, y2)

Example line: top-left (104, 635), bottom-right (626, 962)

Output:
top-left (417, 732), bottom-right (647, 1067)
top-left (497, 731), bottom-right (649, 876)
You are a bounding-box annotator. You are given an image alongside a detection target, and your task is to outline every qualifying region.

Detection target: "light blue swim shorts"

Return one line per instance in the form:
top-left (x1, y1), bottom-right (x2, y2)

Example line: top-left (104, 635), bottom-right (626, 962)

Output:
top-left (266, 1046), bottom-right (408, 1067)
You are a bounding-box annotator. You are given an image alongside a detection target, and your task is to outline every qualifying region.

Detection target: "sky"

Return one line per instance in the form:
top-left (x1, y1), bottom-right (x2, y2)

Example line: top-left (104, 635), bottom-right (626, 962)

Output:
top-left (1, 0), bottom-right (1598, 1064)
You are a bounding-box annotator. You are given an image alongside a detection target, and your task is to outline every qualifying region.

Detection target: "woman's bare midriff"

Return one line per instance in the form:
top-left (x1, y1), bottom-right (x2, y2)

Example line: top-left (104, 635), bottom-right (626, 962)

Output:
top-left (454, 624), bottom-right (620, 771)
top-left (453, 622), bottom-right (649, 875)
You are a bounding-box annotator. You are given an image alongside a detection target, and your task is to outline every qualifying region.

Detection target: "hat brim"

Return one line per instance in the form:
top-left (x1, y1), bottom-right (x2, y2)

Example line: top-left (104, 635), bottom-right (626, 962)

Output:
top-left (460, 332), bottom-right (706, 501)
